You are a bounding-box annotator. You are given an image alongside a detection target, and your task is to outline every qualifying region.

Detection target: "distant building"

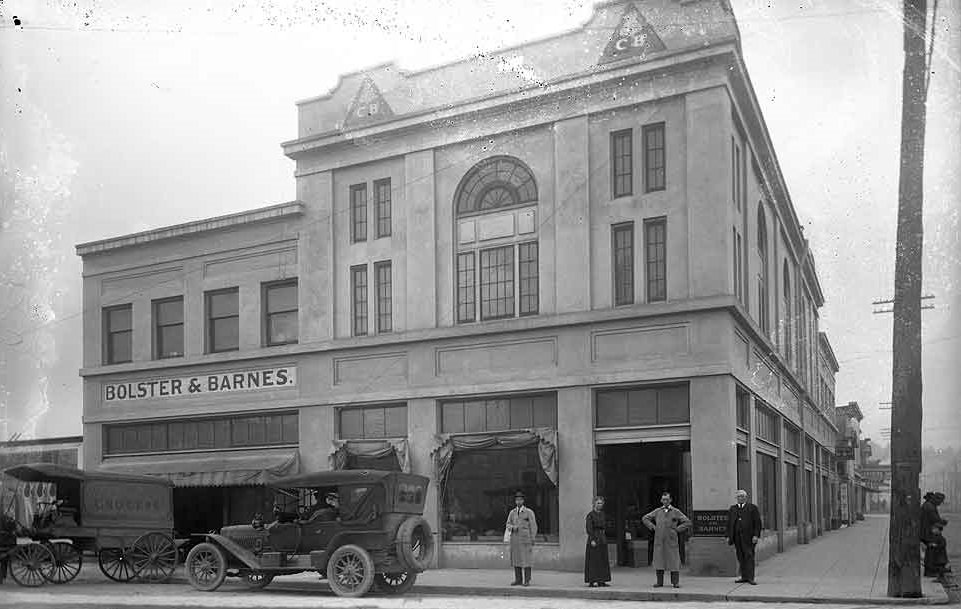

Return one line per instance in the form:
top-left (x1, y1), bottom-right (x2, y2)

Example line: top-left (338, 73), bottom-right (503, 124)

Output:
top-left (0, 436), bottom-right (83, 523)
top-left (835, 401), bottom-right (872, 524)
top-left (861, 460), bottom-right (891, 514)
top-left (75, 0), bottom-right (841, 574)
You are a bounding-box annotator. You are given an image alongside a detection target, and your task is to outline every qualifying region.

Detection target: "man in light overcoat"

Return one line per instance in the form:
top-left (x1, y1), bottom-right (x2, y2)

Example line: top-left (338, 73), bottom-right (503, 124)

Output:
top-left (505, 490), bottom-right (537, 586)
top-left (642, 492), bottom-right (691, 588)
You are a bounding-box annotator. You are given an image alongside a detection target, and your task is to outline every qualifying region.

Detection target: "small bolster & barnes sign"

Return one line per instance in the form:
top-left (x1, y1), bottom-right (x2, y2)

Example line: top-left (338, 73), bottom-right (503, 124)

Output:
top-left (692, 510), bottom-right (728, 536)
top-left (103, 366), bottom-right (296, 402)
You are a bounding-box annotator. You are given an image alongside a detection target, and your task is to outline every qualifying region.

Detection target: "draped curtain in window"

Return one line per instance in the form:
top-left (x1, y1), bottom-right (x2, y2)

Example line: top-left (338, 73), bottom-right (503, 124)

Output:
top-left (329, 439), bottom-right (410, 473)
top-left (431, 428), bottom-right (557, 490)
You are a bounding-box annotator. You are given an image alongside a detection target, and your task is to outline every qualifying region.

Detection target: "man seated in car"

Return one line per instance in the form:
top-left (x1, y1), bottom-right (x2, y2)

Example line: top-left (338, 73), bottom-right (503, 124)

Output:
top-left (301, 491), bottom-right (340, 523)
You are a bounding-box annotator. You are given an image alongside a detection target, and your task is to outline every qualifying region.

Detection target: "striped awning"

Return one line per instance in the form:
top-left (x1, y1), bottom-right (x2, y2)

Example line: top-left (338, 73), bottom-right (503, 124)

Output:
top-left (98, 451), bottom-right (300, 488)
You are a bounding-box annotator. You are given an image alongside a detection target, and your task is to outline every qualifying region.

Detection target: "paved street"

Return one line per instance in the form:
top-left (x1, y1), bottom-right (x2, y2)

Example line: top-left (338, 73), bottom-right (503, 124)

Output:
top-left (0, 514), bottom-right (950, 607)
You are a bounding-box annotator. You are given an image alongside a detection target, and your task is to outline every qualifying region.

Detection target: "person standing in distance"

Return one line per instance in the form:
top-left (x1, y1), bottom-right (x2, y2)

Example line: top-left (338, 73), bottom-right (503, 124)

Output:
top-left (584, 496), bottom-right (611, 587)
top-left (505, 490), bottom-right (538, 586)
top-left (726, 489), bottom-right (761, 584)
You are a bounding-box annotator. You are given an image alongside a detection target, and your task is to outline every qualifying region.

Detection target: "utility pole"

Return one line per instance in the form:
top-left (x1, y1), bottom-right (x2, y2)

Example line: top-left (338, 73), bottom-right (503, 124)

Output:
top-left (887, 0), bottom-right (929, 598)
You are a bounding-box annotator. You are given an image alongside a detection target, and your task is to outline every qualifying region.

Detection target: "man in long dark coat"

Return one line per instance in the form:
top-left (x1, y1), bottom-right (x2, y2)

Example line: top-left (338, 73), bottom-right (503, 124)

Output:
top-left (726, 489), bottom-right (762, 584)
top-left (584, 496), bottom-right (611, 587)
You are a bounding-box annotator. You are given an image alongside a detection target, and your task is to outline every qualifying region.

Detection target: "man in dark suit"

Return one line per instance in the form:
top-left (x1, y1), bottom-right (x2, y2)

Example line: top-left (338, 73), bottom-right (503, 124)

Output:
top-left (726, 489), bottom-right (762, 584)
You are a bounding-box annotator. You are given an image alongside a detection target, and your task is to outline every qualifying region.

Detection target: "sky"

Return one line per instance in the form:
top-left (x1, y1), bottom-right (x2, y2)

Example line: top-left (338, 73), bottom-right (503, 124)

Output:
top-left (0, 0), bottom-right (958, 449)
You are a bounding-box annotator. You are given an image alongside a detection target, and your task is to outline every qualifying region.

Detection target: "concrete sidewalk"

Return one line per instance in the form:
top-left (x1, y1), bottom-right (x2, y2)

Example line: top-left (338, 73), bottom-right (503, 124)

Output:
top-left (63, 514), bottom-right (948, 604)
top-left (412, 514), bottom-right (948, 604)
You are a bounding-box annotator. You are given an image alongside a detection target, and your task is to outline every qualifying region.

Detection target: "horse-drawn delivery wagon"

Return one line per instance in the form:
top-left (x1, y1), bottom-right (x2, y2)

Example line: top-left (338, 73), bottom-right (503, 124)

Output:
top-left (0, 463), bottom-right (177, 586)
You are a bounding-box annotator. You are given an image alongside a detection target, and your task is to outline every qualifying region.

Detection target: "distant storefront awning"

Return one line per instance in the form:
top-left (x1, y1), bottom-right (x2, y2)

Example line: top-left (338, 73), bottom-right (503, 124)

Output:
top-left (98, 451), bottom-right (300, 487)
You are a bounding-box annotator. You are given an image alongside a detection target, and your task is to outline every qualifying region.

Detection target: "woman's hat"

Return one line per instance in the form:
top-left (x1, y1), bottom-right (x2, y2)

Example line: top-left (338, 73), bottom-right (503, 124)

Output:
top-left (514, 490), bottom-right (525, 499)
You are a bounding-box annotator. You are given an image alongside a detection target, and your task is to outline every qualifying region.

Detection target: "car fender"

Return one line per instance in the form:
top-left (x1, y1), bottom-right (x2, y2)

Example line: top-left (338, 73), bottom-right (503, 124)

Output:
top-left (325, 530), bottom-right (389, 556)
top-left (203, 533), bottom-right (261, 569)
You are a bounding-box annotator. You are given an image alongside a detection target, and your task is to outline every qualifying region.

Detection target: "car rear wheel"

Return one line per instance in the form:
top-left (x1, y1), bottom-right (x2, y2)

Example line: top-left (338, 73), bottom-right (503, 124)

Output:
top-left (241, 570), bottom-right (274, 589)
top-left (326, 544), bottom-right (375, 598)
top-left (396, 516), bottom-right (434, 573)
top-left (374, 571), bottom-right (417, 595)
top-left (185, 542), bottom-right (227, 592)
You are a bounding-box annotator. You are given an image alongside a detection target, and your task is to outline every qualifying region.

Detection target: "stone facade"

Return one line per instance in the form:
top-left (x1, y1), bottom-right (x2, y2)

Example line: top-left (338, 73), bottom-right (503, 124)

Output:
top-left (76, 0), bottom-right (841, 574)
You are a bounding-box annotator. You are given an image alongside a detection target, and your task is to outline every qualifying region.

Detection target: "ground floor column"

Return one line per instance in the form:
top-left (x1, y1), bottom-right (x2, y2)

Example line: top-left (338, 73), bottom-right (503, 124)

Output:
top-left (408, 397), bottom-right (439, 569)
top-left (556, 386), bottom-right (593, 571)
top-left (687, 375), bottom-right (737, 576)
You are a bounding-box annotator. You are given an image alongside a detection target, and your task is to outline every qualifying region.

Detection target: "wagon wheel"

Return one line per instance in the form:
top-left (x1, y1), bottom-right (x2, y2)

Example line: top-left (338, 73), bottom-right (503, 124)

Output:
top-left (374, 571), bottom-right (417, 595)
top-left (9, 543), bottom-right (55, 587)
top-left (240, 570), bottom-right (274, 590)
top-left (98, 547), bottom-right (137, 582)
top-left (130, 532), bottom-right (178, 582)
top-left (46, 541), bottom-right (83, 584)
top-left (326, 544), bottom-right (375, 598)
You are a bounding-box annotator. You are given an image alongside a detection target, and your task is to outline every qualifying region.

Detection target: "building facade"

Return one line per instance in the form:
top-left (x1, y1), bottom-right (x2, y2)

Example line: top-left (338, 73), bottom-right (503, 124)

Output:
top-left (77, 0), bottom-right (840, 574)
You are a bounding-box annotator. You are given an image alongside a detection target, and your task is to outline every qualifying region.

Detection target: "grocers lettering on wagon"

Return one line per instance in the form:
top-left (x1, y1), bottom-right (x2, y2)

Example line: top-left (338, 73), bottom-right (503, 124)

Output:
top-left (103, 366), bottom-right (297, 402)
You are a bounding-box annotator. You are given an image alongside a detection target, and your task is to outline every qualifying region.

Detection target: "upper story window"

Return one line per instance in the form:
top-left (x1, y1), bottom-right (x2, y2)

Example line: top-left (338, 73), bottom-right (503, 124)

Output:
top-left (103, 304), bottom-right (133, 364)
top-left (642, 123), bottom-right (666, 192)
top-left (350, 183), bottom-right (368, 242)
top-left (612, 222), bottom-right (634, 306)
top-left (757, 205), bottom-right (770, 335)
top-left (454, 156), bottom-right (537, 216)
top-left (783, 262), bottom-right (792, 365)
top-left (644, 217), bottom-right (667, 302)
top-left (264, 280), bottom-right (298, 346)
top-left (206, 288), bottom-right (239, 353)
top-left (455, 156), bottom-right (539, 323)
top-left (374, 178), bottom-right (391, 238)
top-left (610, 129), bottom-right (633, 198)
top-left (351, 264), bottom-right (368, 336)
top-left (153, 297), bottom-right (184, 359)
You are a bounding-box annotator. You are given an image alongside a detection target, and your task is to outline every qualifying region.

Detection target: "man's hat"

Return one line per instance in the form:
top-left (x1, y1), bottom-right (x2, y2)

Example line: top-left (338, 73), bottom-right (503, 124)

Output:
top-left (514, 490), bottom-right (525, 499)
top-left (934, 492), bottom-right (946, 500)
top-left (325, 492), bottom-right (339, 500)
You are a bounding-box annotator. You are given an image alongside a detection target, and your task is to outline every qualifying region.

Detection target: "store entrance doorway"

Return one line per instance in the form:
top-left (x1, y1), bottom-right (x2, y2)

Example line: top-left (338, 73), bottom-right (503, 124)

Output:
top-left (595, 440), bottom-right (691, 567)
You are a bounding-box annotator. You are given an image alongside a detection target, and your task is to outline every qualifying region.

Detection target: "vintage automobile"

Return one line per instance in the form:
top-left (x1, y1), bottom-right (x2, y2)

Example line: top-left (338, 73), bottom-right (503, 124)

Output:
top-left (184, 469), bottom-right (434, 597)
top-left (1, 463), bottom-right (177, 586)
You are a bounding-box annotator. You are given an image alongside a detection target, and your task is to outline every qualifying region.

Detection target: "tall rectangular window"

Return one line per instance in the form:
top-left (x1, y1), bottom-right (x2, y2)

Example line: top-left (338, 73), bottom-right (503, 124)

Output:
top-left (206, 288), bottom-right (239, 353)
top-left (518, 242), bottom-right (538, 316)
top-left (374, 260), bottom-right (392, 333)
top-left (610, 129), bottom-right (633, 198)
top-left (733, 228), bottom-right (742, 301)
top-left (612, 223), bottom-right (634, 306)
top-left (756, 452), bottom-right (778, 529)
top-left (350, 183), bottom-right (367, 242)
top-left (351, 265), bottom-right (368, 336)
top-left (736, 386), bottom-right (751, 431)
top-left (264, 280), bottom-right (298, 346)
top-left (480, 245), bottom-right (514, 320)
top-left (456, 252), bottom-right (476, 324)
top-left (732, 138), bottom-right (741, 209)
top-left (153, 297), bottom-right (183, 359)
top-left (737, 231), bottom-right (744, 303)
top-left (103, 304), bottom-right (133, 364)
top-left (645, 217), bottom-right (666, 302)
top-left (643, 123), bottom-right (666, 192)
top-left (374, 178), bottom-right (391, 238)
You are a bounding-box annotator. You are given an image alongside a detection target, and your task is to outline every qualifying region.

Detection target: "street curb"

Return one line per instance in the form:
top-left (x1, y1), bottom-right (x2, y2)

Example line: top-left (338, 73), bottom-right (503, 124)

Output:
top-left (77, 571), bottom-right (952, 605)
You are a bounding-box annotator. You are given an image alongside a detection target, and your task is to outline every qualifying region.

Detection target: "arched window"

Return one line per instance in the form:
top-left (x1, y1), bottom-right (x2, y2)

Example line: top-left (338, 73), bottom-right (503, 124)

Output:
top-left (454, 156), bottom-right (537, 216)
top-left (454, 156), bottom-right (539, 323)
top-left (757, 206), bottom-right (770, 335)
top-left (783, 261), bottom-right (792, 365)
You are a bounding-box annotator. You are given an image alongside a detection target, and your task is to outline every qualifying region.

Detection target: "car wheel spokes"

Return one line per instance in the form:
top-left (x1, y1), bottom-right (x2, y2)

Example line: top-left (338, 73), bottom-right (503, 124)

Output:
top-left (335, 552), bottom-right (366, 590)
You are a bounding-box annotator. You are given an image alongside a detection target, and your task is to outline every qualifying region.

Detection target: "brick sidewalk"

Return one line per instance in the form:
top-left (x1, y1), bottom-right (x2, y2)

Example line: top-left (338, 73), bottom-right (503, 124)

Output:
top-left (61, 514), bottom-right (948, 604)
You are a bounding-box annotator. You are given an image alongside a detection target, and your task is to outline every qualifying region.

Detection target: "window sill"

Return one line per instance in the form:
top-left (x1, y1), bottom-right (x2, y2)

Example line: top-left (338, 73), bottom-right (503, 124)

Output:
top-left (103, 442), bottom-right (298, 459)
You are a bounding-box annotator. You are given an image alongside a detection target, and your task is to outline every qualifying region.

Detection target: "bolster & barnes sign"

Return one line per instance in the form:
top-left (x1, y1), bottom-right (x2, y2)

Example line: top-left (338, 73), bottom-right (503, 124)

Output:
top-left (103, 366), bottom-right (296, 402)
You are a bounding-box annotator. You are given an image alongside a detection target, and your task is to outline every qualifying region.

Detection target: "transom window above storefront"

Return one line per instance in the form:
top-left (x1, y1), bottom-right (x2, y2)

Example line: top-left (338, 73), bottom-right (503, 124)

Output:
top-left (339, 403), bottom-right (407, 439)
top-left (440, 394), bottom-right (556, 434)
top-left (104, 411), bottom-right (298, 456)
top-left (594, 384), bottom-right (689, 428)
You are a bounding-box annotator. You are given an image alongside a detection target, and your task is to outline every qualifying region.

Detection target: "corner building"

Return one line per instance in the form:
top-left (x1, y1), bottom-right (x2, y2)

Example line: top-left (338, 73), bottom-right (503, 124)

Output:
top-left (78, 0), bottom-right (841, 574)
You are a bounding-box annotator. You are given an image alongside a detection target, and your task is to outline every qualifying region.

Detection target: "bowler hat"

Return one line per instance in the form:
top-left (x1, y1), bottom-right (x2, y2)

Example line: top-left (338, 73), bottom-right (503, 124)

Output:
top-left (514, 490), bottom-right (526, 499)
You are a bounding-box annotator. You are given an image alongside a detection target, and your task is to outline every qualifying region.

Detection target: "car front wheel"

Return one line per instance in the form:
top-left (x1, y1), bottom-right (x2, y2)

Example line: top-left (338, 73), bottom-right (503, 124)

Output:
top-left (326, 544), bottom-right (375, 598)
top-left (374, 571), bottom-right (417, 595)
top-left (184, 542), bottom-right (227, 592)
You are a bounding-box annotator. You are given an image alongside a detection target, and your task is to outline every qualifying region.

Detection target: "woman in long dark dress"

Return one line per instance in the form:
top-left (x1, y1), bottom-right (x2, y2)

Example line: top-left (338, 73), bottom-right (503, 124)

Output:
top-left (584, 496), bottom-right (611, 587)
